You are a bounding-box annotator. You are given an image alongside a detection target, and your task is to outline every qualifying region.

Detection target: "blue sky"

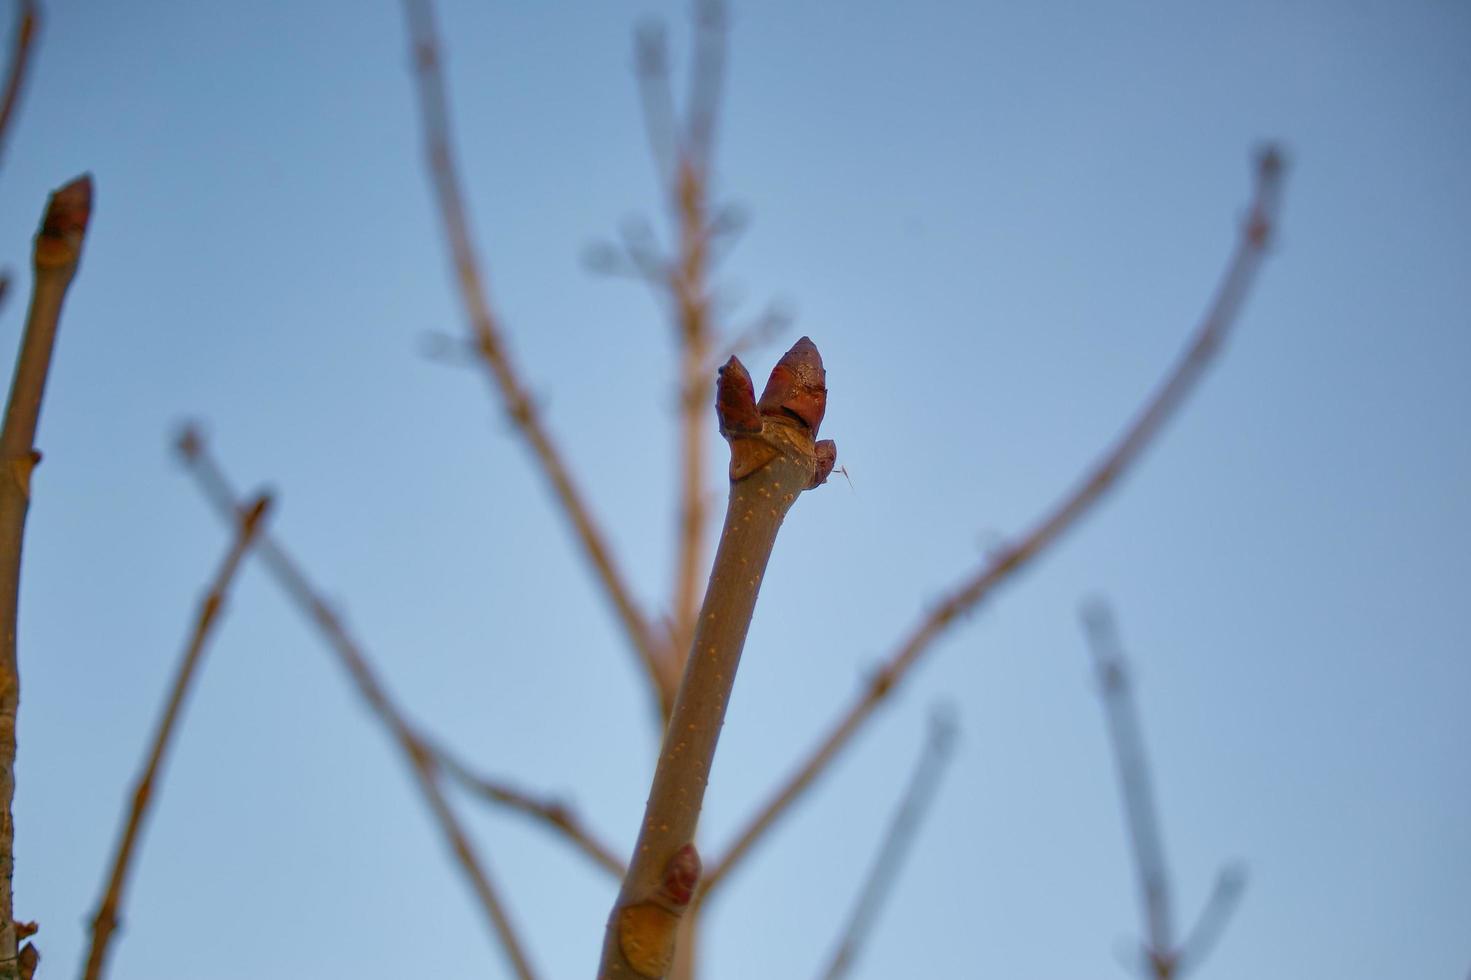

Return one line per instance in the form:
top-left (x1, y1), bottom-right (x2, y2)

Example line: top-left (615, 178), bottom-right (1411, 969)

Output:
top-left (4, 1), bottom-right (1468, 977)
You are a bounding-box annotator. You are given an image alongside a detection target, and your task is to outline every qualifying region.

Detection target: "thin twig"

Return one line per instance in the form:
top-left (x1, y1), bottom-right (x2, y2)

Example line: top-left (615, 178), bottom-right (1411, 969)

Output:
top-left (682, 0), bottom-right (725, 175)
top-left (81, 494), bottom-right (272, 980)
top-left (431, 742), bottom-right (626, 879)
top-left (1081, 601), bottom-right (1246, 979)
top-left (1080, 600), bottom-right (1174, 975)
top-left (0, 174), bottom-right (91, 980)
top-left (174, 429), bottom-right (539, 980)
top-left (818, 706), bottom-right (959, 980)
top-left (660, 3), bottom-right (729, 695)
top-left (0, 0), bottom-right (38, 171)
top-left (633, 22), bottom-right (678, 190)
top-left (1172, 864), bottom-right (1246, 977)
top-left (400, 0), bottom-right (673, 713)
top-left (703, 149), bottom-right (1287, 896)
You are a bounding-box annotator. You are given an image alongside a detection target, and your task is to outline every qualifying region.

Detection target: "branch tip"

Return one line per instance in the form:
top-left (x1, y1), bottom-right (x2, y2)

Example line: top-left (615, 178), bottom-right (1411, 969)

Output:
top-left (34, 174), bottom-right (94, 270)
top-left (174, 425), bottom-right (204, 462)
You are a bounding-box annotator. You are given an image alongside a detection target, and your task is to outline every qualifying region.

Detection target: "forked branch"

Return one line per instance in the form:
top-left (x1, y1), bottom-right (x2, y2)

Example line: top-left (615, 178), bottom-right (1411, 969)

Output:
top-left (818, 706), bottom-right (959, 980)
top-left (82, 494), bottom-right (272, 980)
top-left (0, 173), bottom-right (92, 980)
top-left (703, 149), bottom-right (1287, 895)
top-left (431, 742), bottom-right (626, 879)
top-left (399, 0), bottom-right (672, 713)
top-left (1081, 600), bottom-right (1244, 979)
top-left (598, 339), bottom-right (836, 979)
top-left (175, 429), bottom-right (539, 980)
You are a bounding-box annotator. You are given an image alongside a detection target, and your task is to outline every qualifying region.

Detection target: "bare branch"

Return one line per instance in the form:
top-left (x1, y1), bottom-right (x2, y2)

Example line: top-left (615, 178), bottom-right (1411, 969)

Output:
top-left (1173, 863), bottom-right (1247, 978)
top-left (399, 0), bottom-right (673, 714)
top-left (0, 0), bottom-right (37, 171)
top-left (818, 706), bottom-right (959, 980)
top-left (634, 21), bottom-right (678, 190)
top-left (683, 0), bottom-right (726, 175)
top-left (0, 173), bottom-right (92, 980)
top-left (175, 428), bottom-right (540, 980)
top-left (1080, 600), bottom-right (1175, 973)
top-left (703, 149), bottom-right (1287, 896)
top-left (1082, 601), bottom-right (1246, 979)
top-left (82, 494), bottom-right (272, 980)
top-left (431, 742), bottom-right (626, 880)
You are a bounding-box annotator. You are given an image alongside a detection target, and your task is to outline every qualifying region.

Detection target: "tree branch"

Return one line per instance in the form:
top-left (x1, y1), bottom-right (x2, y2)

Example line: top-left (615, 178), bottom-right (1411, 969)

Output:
top-left (399, 0), bottom-right (673, 714)
top-left (702, 149), bottom-right (1287, 896)
top-left (1083, 600), bottom-right (1245, 980)
top-left (174, 429), bottom-right (539, 980)
top-left (1080, 600), bottom-right (1175, 975)
top-left (817, 706), bottom-right (958, 980)
top-left (431, 741), bottom-right (627, 879)
top-left (82, 494), bottom-right (271, 980)
top-left (0, 173), bottom-right (91, 980)
top-left (0, 0), bottom-right (37, 172)
top-left (598, 340), bottom-right (837, 979)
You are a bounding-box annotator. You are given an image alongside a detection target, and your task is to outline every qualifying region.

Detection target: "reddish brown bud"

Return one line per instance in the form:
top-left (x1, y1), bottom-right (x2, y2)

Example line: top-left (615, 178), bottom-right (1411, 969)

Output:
top-left (35, 174), bottom-right (93, 270)
top-left (809, 439), bottom-right (837, 489)
top-left (758, 336), bottom-right (827, 435)
top-left (660, 843), bottom-right (701, 907)
top-left (715, 356), bottom-right (761, 437)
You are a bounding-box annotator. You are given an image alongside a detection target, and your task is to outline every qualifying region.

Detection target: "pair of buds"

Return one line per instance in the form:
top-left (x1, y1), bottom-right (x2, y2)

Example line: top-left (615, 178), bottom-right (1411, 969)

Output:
top-left (715, 336), bottom-right (837, 489)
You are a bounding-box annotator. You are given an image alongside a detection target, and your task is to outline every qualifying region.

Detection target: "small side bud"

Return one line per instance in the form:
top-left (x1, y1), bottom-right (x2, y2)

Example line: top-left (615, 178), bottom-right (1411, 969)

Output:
top-left (757, 336), bottom-right (827, 435)
top-left (659, 843), bottom-right (701, 907)
top-left (715, 356), bottom-right (761, 437)
top-left (808, 439), bottom-right (837, 489)
top-left (618, 844), bottom-right (703, 978)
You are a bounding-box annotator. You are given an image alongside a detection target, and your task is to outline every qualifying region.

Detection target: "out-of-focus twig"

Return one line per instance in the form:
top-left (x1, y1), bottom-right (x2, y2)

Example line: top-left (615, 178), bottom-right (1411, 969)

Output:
top-left (703, 149), bottom-right (1287, 897)
top-left (0, 0), bottom-right (38, 171)
top-left (817, 706), bottom-right (959, 980)
top-left (1173, 864), bottom-right (1246, 977)
top-left (432, 742), bottom-right (626, 879)
top-left (175, 428), bottom-right (539, 980)
top-left (1081, 600), bottom-right (1245, 979)
top-left (82, 494), bottom-right (272, 980)
top-left (650, 2), bottom-right (730, 697)
top-left (400, 0), bottom-right (672, 715)
top-left (0, 173), bottom-right (91, 980)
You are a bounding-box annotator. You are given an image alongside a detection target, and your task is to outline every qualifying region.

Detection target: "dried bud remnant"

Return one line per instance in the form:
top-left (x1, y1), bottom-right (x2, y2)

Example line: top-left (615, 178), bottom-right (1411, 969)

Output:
top-left (617, 844), bottom-right (703, 978)
top-left (757, 335), bottom-right (827, 434)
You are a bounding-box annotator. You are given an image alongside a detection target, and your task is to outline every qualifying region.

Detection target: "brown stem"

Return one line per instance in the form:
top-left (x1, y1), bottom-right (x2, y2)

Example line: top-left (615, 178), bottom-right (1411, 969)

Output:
top-left (818, 707), bottom-right (958, 980)
top-left (431, 742), bottom-right (626, 879)
top-left (400, 0), bottom-right (671, 715)
top-left (0, 174), bottom-right (91, 980)
top-left (81, 495), bottom-right (271, 980)
top-left (703, 149), bottom-right (1287, 896)
top-left (174, 430), bottom-right (539, 980)
top-left (0, 0), bottom-right (37, 171)
top-left (598, 340), bottom-right (835, 979)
